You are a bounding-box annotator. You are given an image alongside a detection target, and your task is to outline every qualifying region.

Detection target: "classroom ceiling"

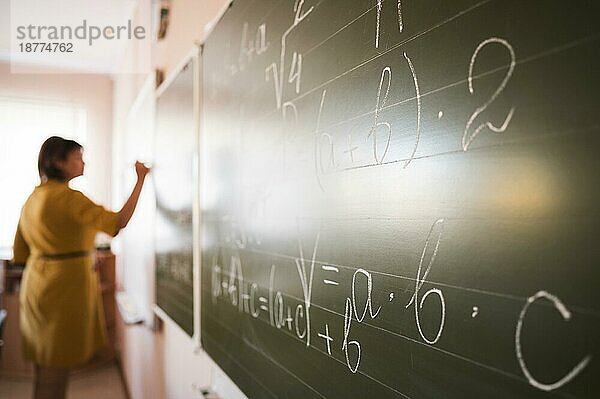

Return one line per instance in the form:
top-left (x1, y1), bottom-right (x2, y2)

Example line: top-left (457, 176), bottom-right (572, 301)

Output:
top-left (0, 0), bottom-right (142, 74)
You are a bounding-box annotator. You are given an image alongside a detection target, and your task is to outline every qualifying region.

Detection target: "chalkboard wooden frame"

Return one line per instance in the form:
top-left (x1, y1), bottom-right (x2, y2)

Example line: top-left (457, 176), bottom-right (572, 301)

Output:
top-left (153, 46), bottom-right (202, 349)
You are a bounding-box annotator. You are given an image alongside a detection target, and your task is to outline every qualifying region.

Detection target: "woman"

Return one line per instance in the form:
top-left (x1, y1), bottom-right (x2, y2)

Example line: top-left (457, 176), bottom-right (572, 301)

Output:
top-left (12, 136), bottom-right (150, 399)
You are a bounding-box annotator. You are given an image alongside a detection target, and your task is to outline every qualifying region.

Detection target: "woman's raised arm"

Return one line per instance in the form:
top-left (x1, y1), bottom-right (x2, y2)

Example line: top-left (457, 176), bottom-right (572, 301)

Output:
top-left (117, 161), bottom-right (150, 230)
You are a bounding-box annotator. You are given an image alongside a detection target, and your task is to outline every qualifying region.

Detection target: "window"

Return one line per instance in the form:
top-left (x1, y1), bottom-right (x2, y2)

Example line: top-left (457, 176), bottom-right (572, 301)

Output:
top-left (0, 96), bottom-right (87, 258)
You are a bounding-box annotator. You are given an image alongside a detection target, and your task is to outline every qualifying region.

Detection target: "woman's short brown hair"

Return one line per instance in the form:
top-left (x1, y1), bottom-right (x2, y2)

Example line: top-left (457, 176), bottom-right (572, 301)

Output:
top-left (38, 136), bottom-right (83, 181)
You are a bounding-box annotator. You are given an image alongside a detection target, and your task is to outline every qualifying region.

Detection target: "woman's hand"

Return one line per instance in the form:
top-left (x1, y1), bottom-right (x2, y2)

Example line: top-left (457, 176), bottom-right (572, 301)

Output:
top-left (135, 161), bottom-right (150, 180)
top-left (118, 161), bottom-right (151, 230)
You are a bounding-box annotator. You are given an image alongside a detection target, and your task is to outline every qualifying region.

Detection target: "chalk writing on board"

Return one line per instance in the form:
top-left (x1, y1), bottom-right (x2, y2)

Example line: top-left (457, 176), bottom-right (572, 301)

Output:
top-left (229, 254), bottom-right (243, 311)
top-left (319, 133), bottom-right (336, 174)
top-left (313, 90), bottom-right (328, 192)
top-left (367, 66), bottom-right (392, 164)
top-left (238, 22), bottom-right (269, 72)
top-left (295, 301), bottom-right (307, 339)
top-left (295, 232), bottom-right (320, 347)
top-left (401, 51), bottom-right (422, 168)
top-left (208, 217), bottom-right (594, 389)
top-left (156, 252), bottom-right (193, 284)
top-left (343, 133), bottom-right (359, 163)
top-left (307, 52), bottom-right (423, 175)
top-left (288, 51), bottom-right (303, 94)
top-left (375, 0), bottom-right (404, 48)
top-left (203, 1), bottom-right (600, 396)
top-left (318, 324), bottom-right (334, 355)
top-left (463, 37), bottom-right (516, 151)
top-left (397, 0), bottom-right (403, 33)
top-left (282, 100), bottom-right (299, 172)
top-left (265, 0), bottom-right (313, 109)
top-left (322, 264), bottom-right (340, 286)
top-left (342, 268), bottom-right (383, 373)
top-left (515, 290), bottom-right (592, 391)
top-left (352, 269), bottom-right (382, 322)
top-left (375, 0), bottom-right (383, 48)
top-left (258, 296), bottom-right (269, 312)
top-left (406, 218), bottom-right (446, 344)
top-left (211, 259), bottom-right (221, 304)
top-left (249, 282), bottom-right (260, 317)
top-left (286, 307), bottom-right (294, 330)
top-left (342, 297), bottom-right (362, 373)
top-left (269, 264), bottom-right (277, 326)
top-left (274, 290), bottom-right (285, 329)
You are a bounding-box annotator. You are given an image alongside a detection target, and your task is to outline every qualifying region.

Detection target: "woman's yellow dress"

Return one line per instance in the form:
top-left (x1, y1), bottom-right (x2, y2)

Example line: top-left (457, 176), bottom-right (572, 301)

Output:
top-left (12, 179), bottom-right (119, 368)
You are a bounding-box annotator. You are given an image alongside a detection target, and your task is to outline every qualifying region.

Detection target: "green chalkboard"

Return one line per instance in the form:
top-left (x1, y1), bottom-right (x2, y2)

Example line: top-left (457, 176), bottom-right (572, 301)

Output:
top-left (154, 57), bottom-right (197, 337)
top-left (201, 1), bottom-right (600, 398)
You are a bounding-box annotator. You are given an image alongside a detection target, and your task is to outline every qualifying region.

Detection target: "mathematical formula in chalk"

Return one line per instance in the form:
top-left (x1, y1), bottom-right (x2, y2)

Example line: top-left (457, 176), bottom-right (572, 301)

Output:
top-left (201, 1), bottom-right (600, 397)
top-left (209, 218), bottom-right (592, 392)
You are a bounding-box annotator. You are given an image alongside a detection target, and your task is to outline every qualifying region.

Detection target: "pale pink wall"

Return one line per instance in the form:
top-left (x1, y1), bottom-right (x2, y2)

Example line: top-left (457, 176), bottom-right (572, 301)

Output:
top-left (0, 62), bottom-right (113, 205)
top-left (155, 0), bottom-right (230, 79)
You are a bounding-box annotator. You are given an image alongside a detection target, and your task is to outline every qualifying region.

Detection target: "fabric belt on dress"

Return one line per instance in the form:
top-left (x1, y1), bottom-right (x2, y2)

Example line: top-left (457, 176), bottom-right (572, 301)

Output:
top-left (38, 251), bottom-right (92, 260)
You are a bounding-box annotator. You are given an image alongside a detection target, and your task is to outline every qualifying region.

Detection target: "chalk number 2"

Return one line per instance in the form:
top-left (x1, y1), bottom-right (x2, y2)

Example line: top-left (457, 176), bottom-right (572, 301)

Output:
top-left (463, 37), bottom-right (516, 151)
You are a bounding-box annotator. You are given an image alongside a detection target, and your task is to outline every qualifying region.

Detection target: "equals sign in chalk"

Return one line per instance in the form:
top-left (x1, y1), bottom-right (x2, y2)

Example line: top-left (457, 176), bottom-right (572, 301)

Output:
top-left (321, 265), bottom-right (339, 286)
top-left (258, 296), bottom-right (269, 311)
